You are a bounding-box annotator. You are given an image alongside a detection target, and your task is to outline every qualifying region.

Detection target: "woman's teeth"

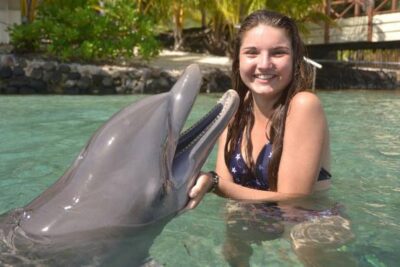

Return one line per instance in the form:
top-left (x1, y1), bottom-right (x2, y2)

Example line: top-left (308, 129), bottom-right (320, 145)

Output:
top-left (254, 74), bottom-right (275, 80)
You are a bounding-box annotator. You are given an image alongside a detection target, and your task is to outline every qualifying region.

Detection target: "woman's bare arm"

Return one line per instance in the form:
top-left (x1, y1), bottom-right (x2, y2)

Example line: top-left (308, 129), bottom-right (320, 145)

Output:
top-left (187, 92), bottom-right (330, 207)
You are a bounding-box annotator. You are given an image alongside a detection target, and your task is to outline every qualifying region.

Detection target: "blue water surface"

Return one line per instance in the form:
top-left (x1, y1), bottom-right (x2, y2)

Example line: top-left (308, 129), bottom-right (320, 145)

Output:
top-left (0, 91), bottom-right (399, 266)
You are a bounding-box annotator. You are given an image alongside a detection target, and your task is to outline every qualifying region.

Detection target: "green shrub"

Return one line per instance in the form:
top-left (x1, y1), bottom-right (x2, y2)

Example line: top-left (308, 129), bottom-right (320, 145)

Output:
top-left (9, 0), bottom-right (159, 61)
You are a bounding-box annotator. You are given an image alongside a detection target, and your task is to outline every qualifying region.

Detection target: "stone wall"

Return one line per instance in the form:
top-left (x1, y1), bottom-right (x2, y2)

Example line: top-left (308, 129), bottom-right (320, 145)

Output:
top-left (2, 54), bottom-right (396, 93)
top-left (0, 54), bottom-right (232, 95)
top-left (315, 62), bottom-right (399, 90)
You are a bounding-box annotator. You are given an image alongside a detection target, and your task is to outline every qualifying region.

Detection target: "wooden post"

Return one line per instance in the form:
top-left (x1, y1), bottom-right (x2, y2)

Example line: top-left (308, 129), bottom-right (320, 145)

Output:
top-left (324, 0), bottom-right (331, 44)
top-left (392, 0), bottom-right (398, 11)
top-left (367, 0), bottom-right (374, 42)
top-left (355, 0), bottom-right (360, 16)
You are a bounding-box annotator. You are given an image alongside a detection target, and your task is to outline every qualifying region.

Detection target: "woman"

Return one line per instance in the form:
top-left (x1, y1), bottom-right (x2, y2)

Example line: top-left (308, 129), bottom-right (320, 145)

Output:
top-left (186, 9), bottom-right (338, 267)
top-left (188, 9), bottom-right (331, 208)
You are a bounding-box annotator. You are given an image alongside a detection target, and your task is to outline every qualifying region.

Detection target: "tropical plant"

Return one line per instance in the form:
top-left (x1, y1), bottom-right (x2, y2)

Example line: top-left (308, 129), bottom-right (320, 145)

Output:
top-left (12, 0), bottom-right (331, 58)
top-left (10, 0), bottom-right (160, 61)
top-left (203, 0), bottom-right (330, 54)
top-left (260, 0), bottom-right (330, 34)
top-left (133, 0), bottom-right (194, 50)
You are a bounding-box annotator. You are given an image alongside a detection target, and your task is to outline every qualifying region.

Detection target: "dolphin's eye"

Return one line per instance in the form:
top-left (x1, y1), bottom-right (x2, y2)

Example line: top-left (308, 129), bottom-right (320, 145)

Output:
top-left (154, 179), bottom-right (172, 205)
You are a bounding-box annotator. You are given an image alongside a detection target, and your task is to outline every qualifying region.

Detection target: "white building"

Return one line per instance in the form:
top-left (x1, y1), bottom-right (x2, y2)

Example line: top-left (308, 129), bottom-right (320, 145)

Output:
top-left (0, 0), bottom-right (21, 44)
top-left (303, 12), bottom-right (400, 44)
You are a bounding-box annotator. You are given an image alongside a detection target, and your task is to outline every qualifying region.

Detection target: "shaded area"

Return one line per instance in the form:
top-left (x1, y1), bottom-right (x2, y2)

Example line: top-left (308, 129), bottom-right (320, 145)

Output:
top-left (316, 62), bottom-right (399, 89)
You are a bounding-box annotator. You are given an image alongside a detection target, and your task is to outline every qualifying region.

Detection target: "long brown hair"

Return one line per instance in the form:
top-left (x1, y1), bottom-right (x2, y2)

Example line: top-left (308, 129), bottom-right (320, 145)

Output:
top-left (225, 10), bottom-right (312, 191)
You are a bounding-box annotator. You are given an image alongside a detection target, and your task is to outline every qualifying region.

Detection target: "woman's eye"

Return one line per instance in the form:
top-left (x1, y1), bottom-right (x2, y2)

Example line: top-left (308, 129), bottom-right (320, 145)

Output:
top-left (242, 48), bottom-right (258, 56)
top-left (272, 50), bottom-right (289, 57)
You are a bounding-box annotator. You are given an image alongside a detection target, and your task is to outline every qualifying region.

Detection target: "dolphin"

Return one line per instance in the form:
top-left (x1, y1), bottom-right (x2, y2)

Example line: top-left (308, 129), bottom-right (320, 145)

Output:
top-left (0, 64), bottom-right (239, 266)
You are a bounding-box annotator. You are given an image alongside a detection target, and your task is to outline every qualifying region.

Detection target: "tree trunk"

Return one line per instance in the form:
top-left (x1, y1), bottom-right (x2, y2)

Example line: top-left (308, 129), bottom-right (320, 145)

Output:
top-left (21, 0), bottom-right (38, 23)
top-left (200, 5), bottom-right (206, 28)
top-left (173, 1), bottom-right (184, 50)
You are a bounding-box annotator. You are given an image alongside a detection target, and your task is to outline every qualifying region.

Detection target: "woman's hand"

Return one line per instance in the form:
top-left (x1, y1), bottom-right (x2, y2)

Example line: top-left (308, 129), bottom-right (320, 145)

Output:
top-left (186, 172), bottom-right (213, 210)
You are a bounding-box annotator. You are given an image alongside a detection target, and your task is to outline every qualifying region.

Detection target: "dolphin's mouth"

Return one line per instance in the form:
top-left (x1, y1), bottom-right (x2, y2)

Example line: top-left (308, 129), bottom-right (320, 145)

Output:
top-left (174, 90), bottom-right (238, 158)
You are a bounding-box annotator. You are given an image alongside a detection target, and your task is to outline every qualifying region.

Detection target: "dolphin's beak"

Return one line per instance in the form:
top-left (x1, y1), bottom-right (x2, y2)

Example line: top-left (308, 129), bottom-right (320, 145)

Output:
top-left (168, 64), bottom-right (203, 140)
top-left (175, 90), bottom-right (239, 158)
top-left (161, 63), bottom-right (238, 208)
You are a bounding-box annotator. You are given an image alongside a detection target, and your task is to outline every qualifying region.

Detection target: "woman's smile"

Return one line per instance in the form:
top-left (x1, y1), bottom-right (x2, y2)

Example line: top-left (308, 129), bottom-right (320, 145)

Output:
top-left (253, 73), bottom-right (280, 82)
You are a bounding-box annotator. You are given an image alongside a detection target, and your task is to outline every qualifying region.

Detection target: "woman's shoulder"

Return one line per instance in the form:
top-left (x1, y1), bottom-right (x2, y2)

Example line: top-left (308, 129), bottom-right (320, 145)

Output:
top-left (289, 91), bottom-right (324, 114)
top-left (286, 91), bottom-right (327, 126)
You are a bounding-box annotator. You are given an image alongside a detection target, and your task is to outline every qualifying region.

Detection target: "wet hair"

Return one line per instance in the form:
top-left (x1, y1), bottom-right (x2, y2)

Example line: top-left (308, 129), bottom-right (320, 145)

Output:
top-left (225, 10), bottom-right (312, 191)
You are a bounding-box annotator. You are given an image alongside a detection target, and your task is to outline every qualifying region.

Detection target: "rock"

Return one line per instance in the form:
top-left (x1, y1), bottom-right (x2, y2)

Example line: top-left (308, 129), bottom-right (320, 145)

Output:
top-left (3, 86), bottom-right (18, 94)
top-left (19, 87), bottom-right (36, 94)
top-left (9, 77), bottom-right (29, 88)
top-left (59, 64), bottom-right (71, 73)
top-left (90, 88), bottom-right (99, 94)
top-left (17, 58), bottom-right (28, 68)
top-left (145, 77), bottom-right (171, 93)
top-left (113, 77), bottom-right (122, 87)
top-left (43, 62), bottom-right (57, 71)
top-left (133, 81), bottom-right (145, 94)
top-left (102, 76), bottom-right (114, 87)
top-left (78, 87), bottom-right (89, 94)
top-left (77, 76), bottom-right (92, 90)
top-left (128, 70), bottom-right (142, 80)
top-left (68, 72), bottom-right (81, 80)
top-left (115, 86), bottom-right (126, 94)
top-left (63, 87), bottom-right (80, 94)
top-left (92, 74), bottom-right (104, 86)
top-left (48, 71), bottom-right (62, 84)
top-left (0, 55), bottom-right (16, 67)
top-left (64, 80), bottom-right (76, 88)
top-left (97, 86), bottom-right (115, 95)
top-left (125, 79), bottom-right (144, 94)
top-left (202, 68), bottom-right (231, 92)
top-left (13, 66), bottom-right (25, 77)
top-left (0, 66), bottom-right (13, 79)
top-left (43, 71), bottom-right (54, 83)
top-left (141, 68), bottom-right (152, 81)
top-left (30, 68), bottom-right (43, 80)
top-left (29, 79), bottom-right (47, 93)
top-left (316, 63), bottom-right (398, 90)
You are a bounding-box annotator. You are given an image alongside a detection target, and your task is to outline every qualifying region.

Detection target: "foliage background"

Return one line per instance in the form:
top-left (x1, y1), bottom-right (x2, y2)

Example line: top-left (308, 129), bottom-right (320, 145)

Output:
top-left (11, 0), bottom-right (328, 62)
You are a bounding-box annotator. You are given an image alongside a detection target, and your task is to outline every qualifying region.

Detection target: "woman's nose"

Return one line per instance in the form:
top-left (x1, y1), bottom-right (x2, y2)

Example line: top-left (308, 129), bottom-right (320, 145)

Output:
top-left (258, 54), bottom-right (272, 69)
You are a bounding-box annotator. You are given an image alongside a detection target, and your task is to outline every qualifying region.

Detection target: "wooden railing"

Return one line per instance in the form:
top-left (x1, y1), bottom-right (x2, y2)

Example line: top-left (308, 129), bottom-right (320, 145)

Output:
top-left (323, 0), bottom-right (400, 42)
top-left (325, 0), bottom-right (399, 19)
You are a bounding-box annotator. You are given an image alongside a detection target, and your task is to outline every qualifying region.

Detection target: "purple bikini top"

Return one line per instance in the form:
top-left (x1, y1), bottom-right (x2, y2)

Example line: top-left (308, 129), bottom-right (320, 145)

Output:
top-left (229, 139), bottom-right (331, 191)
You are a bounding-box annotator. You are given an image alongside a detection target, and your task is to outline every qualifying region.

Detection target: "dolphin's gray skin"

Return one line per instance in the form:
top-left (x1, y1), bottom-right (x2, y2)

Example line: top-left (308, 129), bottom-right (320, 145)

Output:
top-left (0, 64), bottom-right (239, 266)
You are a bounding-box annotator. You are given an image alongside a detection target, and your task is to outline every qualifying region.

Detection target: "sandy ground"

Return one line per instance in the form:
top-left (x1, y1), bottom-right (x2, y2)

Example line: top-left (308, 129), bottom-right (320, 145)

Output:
top-left (146, 50), bottom-right (231, 74)
top-left (0, 45), bottom-right (231, 75)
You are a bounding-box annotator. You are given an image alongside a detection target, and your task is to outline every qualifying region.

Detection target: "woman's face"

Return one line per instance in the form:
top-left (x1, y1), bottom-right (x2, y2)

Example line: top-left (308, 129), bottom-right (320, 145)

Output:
top-left (239, 24), bottom-right (293, 99)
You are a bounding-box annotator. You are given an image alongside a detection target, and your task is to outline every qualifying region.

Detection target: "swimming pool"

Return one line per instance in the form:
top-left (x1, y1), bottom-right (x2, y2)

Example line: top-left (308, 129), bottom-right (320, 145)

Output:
top-left (0, 91), bottom-right (399, 266)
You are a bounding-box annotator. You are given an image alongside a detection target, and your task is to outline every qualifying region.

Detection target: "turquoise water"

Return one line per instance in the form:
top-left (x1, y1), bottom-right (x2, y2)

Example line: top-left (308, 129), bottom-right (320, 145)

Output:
top-left (0, 91), bottom-right (399, 266)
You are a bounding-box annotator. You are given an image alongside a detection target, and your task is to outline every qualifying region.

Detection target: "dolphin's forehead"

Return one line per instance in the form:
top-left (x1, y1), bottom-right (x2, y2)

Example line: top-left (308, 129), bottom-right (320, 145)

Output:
top-left (49, 94), bottom-right (174, 207)
top-left (88, 94), bottom-right (171, 158)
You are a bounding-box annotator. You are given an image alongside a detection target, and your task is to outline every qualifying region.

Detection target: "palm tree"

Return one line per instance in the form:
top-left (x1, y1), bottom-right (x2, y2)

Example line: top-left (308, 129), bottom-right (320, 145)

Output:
top-left (20, 0), bottom-right (40, 23)
top-left (203, 0), bottom-right (330, 54)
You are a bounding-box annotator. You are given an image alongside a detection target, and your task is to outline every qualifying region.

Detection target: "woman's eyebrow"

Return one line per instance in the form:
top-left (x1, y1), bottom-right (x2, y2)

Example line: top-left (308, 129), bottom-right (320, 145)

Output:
top-left (240, 46), bottom-right (258, 52)
top-left (271, 45), bottom-right (291, 50)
